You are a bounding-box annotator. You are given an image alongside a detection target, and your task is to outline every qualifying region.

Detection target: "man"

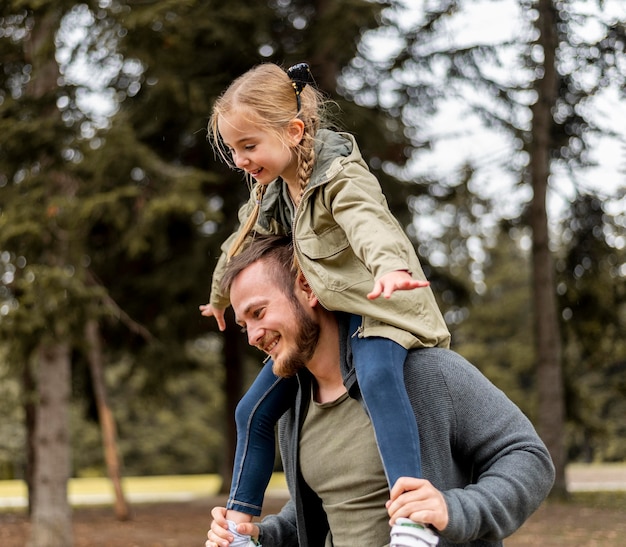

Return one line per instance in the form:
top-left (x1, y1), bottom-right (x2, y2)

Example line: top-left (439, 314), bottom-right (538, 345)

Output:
top-left (206, 235), bottom-right (554, 547)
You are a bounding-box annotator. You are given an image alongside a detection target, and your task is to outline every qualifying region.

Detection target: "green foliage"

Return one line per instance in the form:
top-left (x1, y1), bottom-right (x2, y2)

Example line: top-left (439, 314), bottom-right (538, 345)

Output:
top-left (1, 0), bottom-right (400, 479)
top-left (452, 192), bottom-right (626, 461)
top-left (76, 336), bottom-right (227, 476)
top-left (1, 264), bottom-right (102, 338)
top-left (570, 490), bottom-right (626, 511)
top-left (451, 230), bottom-right (536, 418)
top-left (0, 349), bottom-right (25, 480)
top-left (557, 193), bottom-right (626, 461)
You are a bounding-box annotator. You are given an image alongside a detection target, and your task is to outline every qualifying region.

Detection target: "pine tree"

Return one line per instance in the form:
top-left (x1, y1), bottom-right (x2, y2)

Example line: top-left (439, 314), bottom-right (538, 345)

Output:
top-left (340, 0), bottom-right (626, 496)
top-left (558, 193), bottom-right (626, 461)
top-left (1, 0), bottom-right (410, 523)
top-left (1, 3), bottom-right (81, 544)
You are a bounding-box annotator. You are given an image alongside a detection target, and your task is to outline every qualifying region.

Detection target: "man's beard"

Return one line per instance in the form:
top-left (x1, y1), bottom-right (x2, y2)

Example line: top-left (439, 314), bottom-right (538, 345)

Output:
top-left (272, 298), bottom-right (320, 378)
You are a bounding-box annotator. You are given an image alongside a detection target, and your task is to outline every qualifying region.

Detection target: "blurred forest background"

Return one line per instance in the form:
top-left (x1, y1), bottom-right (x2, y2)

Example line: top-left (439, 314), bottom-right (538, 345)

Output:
top-left (0, 0), bottom-right (625, 543)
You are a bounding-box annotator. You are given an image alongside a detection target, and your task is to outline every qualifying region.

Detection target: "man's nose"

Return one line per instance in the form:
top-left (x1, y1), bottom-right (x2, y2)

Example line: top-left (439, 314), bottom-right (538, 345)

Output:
top-left (247, 324), bottom-right (263, 347)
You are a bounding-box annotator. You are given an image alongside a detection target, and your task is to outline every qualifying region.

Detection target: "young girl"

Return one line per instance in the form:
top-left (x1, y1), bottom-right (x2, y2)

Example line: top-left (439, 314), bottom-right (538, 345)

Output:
top-left (200, 62), bottom-right (449, 547)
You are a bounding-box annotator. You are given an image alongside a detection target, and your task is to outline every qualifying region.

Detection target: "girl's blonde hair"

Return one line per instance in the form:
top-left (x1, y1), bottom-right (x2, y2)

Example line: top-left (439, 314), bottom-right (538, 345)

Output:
top-left (208, 63), bottom-right (326, 259)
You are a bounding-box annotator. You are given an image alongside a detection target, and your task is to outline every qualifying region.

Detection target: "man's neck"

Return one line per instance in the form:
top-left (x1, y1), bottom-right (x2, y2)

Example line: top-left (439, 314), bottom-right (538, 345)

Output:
top-left (306, 313), bottom-right (346, 404)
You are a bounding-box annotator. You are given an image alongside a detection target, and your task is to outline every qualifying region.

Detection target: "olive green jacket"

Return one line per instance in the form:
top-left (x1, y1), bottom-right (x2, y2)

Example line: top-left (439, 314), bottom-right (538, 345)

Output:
top-left (209, 129), bottom-right (450, 349)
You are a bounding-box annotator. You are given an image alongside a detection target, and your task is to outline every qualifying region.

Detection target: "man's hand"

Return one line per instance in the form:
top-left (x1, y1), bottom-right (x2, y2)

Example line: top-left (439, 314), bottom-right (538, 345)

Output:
top-left (205, 506), bottom-right (260, 547)
top-left (386, 477), bottom-right (449, 531)
top-left (199, 303), bottom-right (227, 331)
top-left (367, 270), bottom-right (430, 300)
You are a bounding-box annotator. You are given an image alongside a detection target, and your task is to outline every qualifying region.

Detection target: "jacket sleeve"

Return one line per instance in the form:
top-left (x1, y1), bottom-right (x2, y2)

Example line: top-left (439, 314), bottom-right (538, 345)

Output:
top-left (434, 350), bottom-right (555, 543)
top-left (208, 192), bottom-right (258, 309)
top-left (323, 161), bottom-right (422, 282)
top-left (257, 499), bottom-right (300, 547)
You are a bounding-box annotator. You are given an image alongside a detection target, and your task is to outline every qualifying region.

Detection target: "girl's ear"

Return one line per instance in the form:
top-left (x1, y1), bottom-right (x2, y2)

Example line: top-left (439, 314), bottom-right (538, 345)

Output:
top-left (287, 118), bottom-right (305, 146)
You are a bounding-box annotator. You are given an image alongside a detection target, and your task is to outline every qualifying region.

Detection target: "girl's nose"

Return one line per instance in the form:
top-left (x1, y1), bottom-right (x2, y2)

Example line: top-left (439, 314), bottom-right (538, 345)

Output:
top-left (234, 153), bottom-right (248, 169)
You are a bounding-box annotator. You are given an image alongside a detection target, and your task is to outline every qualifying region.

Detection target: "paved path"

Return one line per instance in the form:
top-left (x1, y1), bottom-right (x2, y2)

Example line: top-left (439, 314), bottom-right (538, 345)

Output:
top-left (0, 464), bottom-right (624, 509)
top-left (566, 463), bottom-right (626, 492)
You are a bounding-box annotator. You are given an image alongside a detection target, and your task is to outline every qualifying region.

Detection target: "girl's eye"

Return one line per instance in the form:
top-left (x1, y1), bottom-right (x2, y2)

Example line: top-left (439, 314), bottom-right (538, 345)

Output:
top-left (244, 144), bottom-right (256, 151)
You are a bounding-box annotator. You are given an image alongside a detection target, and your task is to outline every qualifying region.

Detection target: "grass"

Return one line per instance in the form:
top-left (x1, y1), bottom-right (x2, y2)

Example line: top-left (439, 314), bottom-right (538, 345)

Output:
top-left (568, 490), bottom-right (626, 510)
top-left (0, 473), bottom-right (288, 508)
top-left (0, 466), bottom-right (623, 514)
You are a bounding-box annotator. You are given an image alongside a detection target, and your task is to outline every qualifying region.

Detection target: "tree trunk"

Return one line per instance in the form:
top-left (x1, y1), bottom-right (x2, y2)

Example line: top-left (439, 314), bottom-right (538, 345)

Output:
top-left (530, 0), bottom-right (567, 498)
top-left (24, 6), bottom-right (75, 545)
top-left (23, 360), bottom-right (37, 516)
top-left (85, 319), bottom-right (132, 521)
top-left (28, 341), bottom-right (73, 547)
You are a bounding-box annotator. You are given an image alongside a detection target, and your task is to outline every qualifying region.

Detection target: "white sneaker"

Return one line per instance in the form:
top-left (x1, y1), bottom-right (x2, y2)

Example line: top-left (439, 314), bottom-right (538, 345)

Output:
top-left (226, 520), bottom-right (261, 547)
top-left (390, 518), bottom-right (439, 547)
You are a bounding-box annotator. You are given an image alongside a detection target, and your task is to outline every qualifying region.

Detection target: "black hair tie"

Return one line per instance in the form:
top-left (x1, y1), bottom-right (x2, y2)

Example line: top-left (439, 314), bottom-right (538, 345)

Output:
top-left (287, 62), bottom-right (314, 112)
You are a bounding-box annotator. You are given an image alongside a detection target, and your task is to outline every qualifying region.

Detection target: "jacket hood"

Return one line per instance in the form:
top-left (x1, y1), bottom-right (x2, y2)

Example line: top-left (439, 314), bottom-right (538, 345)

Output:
top-left (308, 129), bottom-right (355, 188)
top-left (257, 129), bottom-right (357, 231)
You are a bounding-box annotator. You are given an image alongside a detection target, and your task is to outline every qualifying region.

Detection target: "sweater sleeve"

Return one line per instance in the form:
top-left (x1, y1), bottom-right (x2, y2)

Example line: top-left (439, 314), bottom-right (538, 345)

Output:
top-left (432, 350), bottom-right (555, 543)
top-left (256, 499), bottom-right (300, 547)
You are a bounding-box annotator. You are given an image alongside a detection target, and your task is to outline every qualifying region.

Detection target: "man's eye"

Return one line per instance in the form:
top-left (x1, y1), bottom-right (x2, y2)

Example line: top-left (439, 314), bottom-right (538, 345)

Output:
top-left (239, 326), bottom-right (247, 334)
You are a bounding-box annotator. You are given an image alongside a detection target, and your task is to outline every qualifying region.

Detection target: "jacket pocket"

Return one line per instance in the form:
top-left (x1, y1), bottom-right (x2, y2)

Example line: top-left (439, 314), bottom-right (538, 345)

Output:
top-left (297, 225), bottom-right (371, 292)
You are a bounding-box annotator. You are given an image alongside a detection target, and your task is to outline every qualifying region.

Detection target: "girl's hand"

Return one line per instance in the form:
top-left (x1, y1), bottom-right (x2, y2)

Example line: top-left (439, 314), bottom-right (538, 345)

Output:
top-left (199, 303), bottom-right (227, 331)
top-left (367, 270), bottom-right (430, 300)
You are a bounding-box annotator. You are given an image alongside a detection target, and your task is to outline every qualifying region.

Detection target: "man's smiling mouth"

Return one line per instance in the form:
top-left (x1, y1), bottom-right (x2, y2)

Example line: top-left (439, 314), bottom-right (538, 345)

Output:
top-left (261, 334), bottom-right (280, 354)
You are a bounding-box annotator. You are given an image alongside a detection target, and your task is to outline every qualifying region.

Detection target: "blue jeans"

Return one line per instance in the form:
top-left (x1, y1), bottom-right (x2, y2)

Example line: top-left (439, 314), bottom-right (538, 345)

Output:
top-left (349, 314), bottom-right (422, 486)
top-left (227, 360), bottom-right (298, 515)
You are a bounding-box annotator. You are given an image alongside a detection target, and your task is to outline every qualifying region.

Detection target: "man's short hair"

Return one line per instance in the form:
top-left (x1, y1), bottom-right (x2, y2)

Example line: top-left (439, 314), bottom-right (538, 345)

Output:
top-left (220, 234), bottom-right (298, 296)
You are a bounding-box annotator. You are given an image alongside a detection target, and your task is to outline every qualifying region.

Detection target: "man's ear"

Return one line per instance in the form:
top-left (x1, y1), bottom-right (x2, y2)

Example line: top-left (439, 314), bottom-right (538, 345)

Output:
top-left (296, 272), bottom-right (318, 306)
top-left (287, 118), bottom-right (305, 146)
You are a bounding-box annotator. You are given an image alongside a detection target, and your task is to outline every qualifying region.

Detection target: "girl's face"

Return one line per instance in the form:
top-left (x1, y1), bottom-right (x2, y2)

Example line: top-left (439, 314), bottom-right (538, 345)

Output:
top-left (218, 110), bottom-right (304, 187)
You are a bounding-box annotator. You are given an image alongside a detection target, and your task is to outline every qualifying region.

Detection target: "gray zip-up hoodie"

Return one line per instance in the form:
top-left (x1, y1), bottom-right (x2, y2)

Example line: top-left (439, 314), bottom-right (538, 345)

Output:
top-left (255, 314), bottom-right (555, 547)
